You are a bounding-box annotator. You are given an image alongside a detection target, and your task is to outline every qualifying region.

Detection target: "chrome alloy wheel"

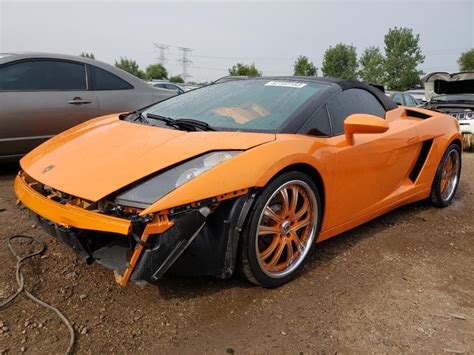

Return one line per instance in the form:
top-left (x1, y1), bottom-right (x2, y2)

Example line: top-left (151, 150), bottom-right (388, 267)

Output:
top-left (255, 180), bottom-right (318, 278)
top-left (440, 148), bottom-right (461, 201)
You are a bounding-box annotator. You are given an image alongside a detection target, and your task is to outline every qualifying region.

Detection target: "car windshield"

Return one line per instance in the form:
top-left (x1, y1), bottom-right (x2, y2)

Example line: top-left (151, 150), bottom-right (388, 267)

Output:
top-left (143, 79), bottom-right (329, 132)
top-left (431, 94), bottom-right (474, 103)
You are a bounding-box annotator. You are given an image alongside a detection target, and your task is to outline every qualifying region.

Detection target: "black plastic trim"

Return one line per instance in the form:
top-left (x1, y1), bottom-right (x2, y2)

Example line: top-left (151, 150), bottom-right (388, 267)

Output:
top-left (409, 139), bottom-right (433, 182)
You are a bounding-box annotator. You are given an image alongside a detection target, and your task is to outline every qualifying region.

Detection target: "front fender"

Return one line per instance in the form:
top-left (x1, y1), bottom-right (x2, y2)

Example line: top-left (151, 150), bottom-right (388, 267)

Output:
top-left (141, 134), bottom-right (332, 214)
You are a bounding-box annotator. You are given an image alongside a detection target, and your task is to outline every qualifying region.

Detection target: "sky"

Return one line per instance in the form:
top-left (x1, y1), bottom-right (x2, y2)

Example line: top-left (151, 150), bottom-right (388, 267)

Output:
top-left (0, 0), bottom-right (473, 83)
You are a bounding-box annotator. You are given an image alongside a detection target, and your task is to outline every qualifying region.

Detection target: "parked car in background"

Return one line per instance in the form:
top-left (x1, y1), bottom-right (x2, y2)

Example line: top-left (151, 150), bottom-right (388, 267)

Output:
top-left (0, 52), bottom-right (176, 162)
top-left (147, 80), bottom-right (185, 95)
top-left (181, 83), bottom-right (202, 91)
top-left (386, 91), bottom-right (419, 107)
top-left (404, 89), bottom-right (426, 104)
top-left (422, 71), bottom-right (474, 151)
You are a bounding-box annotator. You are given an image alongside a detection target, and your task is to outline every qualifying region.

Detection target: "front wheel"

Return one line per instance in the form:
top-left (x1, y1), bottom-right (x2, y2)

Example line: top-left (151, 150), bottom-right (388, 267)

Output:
top-left (430, 143), bottom-right (462, 207)
top-left (238, 172), bottom-right (321, 287)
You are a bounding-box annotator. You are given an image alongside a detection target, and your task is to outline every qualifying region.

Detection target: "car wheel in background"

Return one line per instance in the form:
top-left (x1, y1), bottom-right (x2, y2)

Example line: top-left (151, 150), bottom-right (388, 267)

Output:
top-left (430, 143), bottom-right (462, 207)
top-left (238, 172), bottom-right (321, 287)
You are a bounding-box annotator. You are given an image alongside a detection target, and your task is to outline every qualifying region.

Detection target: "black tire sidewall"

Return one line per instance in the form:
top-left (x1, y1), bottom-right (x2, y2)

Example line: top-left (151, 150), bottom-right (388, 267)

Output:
top-left (241, 171), bottom-right (321, 287)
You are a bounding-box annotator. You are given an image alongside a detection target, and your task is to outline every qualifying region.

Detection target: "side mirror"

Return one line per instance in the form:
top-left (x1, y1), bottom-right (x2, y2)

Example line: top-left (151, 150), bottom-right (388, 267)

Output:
top-left (344, 114), bottom-right (389, 144)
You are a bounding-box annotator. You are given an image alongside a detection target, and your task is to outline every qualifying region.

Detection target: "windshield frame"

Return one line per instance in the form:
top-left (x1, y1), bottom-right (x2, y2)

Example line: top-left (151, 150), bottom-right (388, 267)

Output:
top-left (139, 77), bottom-right (336, 134)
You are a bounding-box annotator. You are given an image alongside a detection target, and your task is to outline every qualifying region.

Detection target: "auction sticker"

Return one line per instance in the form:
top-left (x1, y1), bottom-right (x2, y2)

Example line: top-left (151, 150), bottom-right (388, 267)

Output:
top-left (265, 81), bottom-right (307, 88)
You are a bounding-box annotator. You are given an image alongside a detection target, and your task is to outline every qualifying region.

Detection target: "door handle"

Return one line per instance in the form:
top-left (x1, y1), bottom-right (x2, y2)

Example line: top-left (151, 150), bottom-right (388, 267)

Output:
top-left (68, 98), bottom-right (91, 105)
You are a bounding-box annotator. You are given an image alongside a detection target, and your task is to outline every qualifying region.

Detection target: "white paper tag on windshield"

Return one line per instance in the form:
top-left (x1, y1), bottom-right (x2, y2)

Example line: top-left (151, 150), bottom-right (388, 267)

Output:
top-left (265, 81), bottom-right (307, 89)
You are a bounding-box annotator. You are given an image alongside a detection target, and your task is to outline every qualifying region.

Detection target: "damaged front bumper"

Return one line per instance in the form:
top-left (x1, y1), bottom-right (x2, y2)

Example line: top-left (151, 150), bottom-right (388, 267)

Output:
top-left (14, 172), bottom-right (252, 287)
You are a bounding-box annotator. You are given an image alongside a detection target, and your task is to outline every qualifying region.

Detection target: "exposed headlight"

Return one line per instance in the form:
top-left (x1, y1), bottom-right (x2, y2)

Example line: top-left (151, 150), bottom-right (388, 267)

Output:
top-left (115, 151), bottom-right (241, 208)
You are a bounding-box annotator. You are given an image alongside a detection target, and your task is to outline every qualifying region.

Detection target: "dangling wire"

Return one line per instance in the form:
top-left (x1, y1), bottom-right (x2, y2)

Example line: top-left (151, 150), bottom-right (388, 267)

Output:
top-left (0, 235), bottom-right (76, 354)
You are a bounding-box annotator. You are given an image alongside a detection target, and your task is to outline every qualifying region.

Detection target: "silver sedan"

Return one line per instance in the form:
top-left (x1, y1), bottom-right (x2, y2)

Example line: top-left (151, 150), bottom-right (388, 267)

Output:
top-left (0, 52), bottom-right (176, 162)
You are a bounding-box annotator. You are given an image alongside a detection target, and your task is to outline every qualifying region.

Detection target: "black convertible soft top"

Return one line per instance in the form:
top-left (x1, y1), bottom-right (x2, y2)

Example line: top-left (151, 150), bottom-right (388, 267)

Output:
top-left (214, 76), bottom-right (397, 111)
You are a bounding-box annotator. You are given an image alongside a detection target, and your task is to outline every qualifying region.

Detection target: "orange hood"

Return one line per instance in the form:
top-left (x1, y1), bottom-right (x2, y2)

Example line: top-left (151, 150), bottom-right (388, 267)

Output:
top-left (21, 115), bottom-right (275, 201)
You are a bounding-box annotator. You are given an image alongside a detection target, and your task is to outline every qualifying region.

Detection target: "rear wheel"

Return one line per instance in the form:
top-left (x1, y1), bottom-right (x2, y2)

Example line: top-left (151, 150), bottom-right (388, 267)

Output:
top-left (430, 143), bottom-right (461, 207)
top-left (238, 172), bottom-right (321, 287)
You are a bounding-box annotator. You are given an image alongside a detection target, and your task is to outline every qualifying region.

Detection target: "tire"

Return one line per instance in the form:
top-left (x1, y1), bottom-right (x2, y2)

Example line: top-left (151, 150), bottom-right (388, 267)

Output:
top-left (430, 143), bottom-right (462, 207)
top-left (238, 171), bottom-right (322, 287)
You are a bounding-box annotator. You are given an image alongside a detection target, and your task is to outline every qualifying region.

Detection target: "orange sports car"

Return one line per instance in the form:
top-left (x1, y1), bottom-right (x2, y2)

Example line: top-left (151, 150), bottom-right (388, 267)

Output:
top-left (14, 77), bottom-right (462, 288)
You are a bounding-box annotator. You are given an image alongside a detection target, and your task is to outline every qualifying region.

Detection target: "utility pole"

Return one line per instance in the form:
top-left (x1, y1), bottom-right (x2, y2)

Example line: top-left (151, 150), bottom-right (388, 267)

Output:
top-left (177, 47), bottom-right (193, 81)
top-left (153, 43), bottom-right (169, 65)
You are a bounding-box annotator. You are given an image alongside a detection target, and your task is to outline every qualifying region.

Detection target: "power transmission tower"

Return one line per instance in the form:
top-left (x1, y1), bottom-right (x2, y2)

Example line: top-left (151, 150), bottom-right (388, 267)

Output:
top-left (153, 43), bottom-right (169, 65)
top-left (177, 47), bottom-right (193, 81)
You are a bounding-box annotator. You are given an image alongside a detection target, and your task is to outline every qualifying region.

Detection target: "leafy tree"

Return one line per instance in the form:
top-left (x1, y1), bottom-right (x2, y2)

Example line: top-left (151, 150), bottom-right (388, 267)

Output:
top-left (458, 48), bottom-right (474, 71)
top-left (169, 75), bottom-right (184, 83)
top-left (321, 43), bottom-right (358, 80)
top-left (114, 57), bottom-right (145, 79)
top-left (358, 46), bottom-right (385, 84)
top-left (145, 64), bottom-right (168, 80)
top-left (228, 63), bottom-right (262, 77)
top-left (293, 55), bottom-right (317, 76)
top-left (383, 27), bottom-right (424, 90)
top-left (79, 52), bottom-right (95, 59)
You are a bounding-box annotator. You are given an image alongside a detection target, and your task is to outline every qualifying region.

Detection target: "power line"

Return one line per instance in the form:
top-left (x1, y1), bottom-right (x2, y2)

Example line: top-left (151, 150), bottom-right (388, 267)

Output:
top-left (153, 43), bottom-right (169, 65)
top-left (177, 47), bottom-right (193, 81)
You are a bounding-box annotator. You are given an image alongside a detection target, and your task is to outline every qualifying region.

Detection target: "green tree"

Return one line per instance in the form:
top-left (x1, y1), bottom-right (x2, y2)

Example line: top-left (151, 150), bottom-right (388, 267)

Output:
top-left (458, 48), bottom-right (474, 71)
top-left (228, 63), bottom-right (262, 76)
top-left (114, 57), bottom-right (145, 79)
top-left (169, 75), bottom-right (184, 83)
top-left (358, 46), bottom-right (385, 84)
top-left (293, 55), bottom-right (317, 76)
top-left (145, 63), bottom-right (168, 80)
top-left (79, 52), bottom-right (95, 59)
top-left (321, 43), bottom-right (358, 80)
top-left (383, 27), bottom-right (424, 90)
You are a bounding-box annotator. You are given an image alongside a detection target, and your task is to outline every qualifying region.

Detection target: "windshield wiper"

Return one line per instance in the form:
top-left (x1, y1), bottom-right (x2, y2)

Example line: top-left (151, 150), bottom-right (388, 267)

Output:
top-left (146, 113), bottom-right (215, 131)
top-left (173, 118), bottom-right (215, 131)
top-left (126, 111), bottom-right (149, 124)
top-left (146, 113), bottom-right (175, 124)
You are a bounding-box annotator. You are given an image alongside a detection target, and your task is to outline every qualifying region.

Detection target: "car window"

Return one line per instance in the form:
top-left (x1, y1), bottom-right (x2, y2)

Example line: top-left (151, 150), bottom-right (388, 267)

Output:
top-left (90, 65), bottom-right (133, 90)
top-left (164, 84), bottom-right (176, 90)
top-left (0, 60), bottom-right (86, 91)
top-left (327, 88), bottom-right (386, 135)
top-left (392, 93), bottom-right (404, 105)
top-left (298, 106), bottom-right (332, 137)
top-left (153, 83), bottom-right (166, 88)
top-left (405, 94), bottom-right (416, 106)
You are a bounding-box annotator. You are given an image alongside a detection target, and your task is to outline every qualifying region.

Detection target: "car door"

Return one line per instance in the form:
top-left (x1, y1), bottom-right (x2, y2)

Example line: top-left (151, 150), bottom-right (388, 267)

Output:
top-left (0, 59), bottom-right (98, 158)
top-left (324, 89), bottom-right (420, 229)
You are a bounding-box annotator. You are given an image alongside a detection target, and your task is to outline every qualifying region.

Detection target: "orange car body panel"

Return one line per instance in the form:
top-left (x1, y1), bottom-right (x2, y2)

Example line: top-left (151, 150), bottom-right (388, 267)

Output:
top-left (18, 107), bottom-right (461, 245)
top-left (20, 114), bottom-right (275, 202)
top-left (14, 172), bottom-right (131, 235)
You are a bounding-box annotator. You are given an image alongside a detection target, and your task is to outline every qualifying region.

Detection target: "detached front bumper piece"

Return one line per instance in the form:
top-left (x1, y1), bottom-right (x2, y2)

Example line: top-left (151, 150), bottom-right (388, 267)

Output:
top-left (14, 173), bottom-right (180, 287)
top-left (14, 172), bottom-right (249, 287)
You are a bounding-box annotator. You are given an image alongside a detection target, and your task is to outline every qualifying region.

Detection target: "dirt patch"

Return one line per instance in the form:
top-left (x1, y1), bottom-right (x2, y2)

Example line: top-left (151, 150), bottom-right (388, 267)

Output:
top-left (1, 155), bottom-right (473, 354)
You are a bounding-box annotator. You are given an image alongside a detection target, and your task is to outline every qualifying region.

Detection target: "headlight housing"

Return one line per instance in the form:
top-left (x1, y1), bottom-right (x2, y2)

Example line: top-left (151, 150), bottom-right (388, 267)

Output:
top-left (115, 151), bottom-right (241, 208)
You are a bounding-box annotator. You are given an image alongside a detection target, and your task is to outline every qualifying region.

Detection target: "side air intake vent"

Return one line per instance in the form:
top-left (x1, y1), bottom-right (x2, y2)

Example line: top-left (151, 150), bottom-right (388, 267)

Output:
top-left (409, 139), bottom-right (433, 182)
top-left (406, 109), bottom-right (431, 120)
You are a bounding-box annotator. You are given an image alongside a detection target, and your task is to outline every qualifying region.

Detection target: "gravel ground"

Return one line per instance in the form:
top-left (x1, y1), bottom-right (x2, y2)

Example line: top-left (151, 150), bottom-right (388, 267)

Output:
top-left (0, 154), bottom-right (473, 354)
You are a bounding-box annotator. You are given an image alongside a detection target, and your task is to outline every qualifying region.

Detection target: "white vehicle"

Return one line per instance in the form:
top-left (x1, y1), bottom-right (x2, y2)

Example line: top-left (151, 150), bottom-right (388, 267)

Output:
top-left (423, 72), bottom-right (474, 151)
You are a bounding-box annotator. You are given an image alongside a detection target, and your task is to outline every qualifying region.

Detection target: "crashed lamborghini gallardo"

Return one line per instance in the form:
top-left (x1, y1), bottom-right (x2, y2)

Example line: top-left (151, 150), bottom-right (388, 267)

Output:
top-left (15, 77), bottom-right (462, 288)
